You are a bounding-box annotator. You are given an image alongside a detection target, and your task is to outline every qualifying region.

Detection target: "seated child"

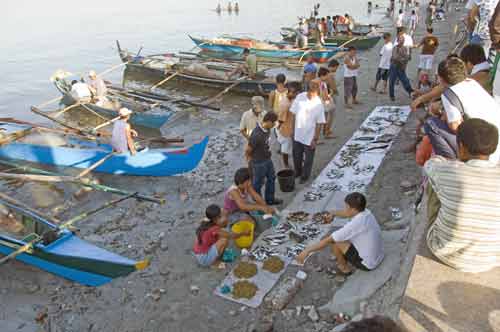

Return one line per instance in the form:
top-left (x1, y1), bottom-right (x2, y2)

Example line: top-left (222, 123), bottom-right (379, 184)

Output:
top-left (193, 204), bottom-right (249, 267)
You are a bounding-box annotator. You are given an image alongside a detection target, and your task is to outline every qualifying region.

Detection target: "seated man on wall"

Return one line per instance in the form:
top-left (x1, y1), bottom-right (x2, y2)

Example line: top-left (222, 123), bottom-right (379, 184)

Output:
top-left (425, 118), bottom-right (500, 273)
top-left (296, 192), bottom-right (384, 274)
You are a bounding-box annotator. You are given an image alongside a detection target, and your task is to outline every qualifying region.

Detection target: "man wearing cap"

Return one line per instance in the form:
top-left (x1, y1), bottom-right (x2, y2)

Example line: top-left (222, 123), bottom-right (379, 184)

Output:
top-left (111, 108), bottom-right (138, 155)
top-left (88, 70), bottom-right (108, 105)
top-left (240, 96), bottom-right (267, 141)
top-left (303, 55), bottom-right (318, 92)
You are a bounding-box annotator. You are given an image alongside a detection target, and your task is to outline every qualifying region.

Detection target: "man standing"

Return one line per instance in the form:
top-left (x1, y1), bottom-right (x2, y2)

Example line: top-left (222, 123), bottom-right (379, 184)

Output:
top-left (246, 112), bottom-right (283, 206)
top-left (277, 82), bottom-right (301, 169)
top-left (291, 80), bottom-right (326, 184)
top-left (371, 32), bottom-right (393, 94)
top-left (415, 27), bottom-right (439, 77)
top-left (425, 119), bottom-right (500, 272)
top-left (88, 70), bottom-right (108, 106)
top-left (490, 0), bottom-right (500, 104)
top-left (468, 0), bottom-right (499, 62)
top-left (343, 46), bottom-right (361, 109)
top-left (240, 96), bottom-right (266, 141)
top-left (389, 34), bottom-right (414, 101)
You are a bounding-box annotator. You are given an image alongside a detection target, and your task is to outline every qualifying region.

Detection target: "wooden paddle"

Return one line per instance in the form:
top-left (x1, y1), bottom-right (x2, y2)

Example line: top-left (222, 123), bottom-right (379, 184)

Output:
top-left (150, 71), bottom-right (180, 90)
top-left (202, 76), bottom-right (248, 105)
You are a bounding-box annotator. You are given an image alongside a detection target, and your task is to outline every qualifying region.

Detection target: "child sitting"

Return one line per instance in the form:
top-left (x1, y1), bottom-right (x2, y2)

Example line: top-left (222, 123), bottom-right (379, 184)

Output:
top-left (193, 204), bottom-right (249, 267)
top-left (417, 71), bottom-right (432, 94)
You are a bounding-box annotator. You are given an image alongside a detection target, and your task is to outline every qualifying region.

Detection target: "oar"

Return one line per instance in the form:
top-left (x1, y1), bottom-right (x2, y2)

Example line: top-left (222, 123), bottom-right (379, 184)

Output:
top-left (150, 72), bottom-right (180, 90)
top-left (35, 96), bottom-right (63, 109)
top-left (59, 193), bottom-right (137, 229)
top-left (202, 76), bottom-right (248, 105)
top-left (97, 62), bottom-right (130, 78)
top-left (52, 103), bottom-right (83, 118)
top-left (31, 106), bottom-right (92, 137)
top-left (0, 159), bottom-right (164, 204)
top-left (76, 152), bottom-right (115, 179)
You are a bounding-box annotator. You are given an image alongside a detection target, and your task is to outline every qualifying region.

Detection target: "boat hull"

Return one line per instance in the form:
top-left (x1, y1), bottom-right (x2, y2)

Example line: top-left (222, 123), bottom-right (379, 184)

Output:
top-left (189, 36), bottom-right (339, 62)
top-left (0, 123), bottom-right (209, 177)
top-left (280, 29), bottom-right (381, 50)
top-left (54, 81), bottom-right (173, 130)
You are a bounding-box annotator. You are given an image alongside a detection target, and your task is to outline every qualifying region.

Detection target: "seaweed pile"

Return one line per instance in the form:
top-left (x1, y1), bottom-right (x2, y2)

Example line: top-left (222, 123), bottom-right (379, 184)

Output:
top-left (233, 262), bottom-right (258, 279)
top-left (262, 256), bottom-right (285, 273)
top-left (232, 280), bottom-right (258, 299)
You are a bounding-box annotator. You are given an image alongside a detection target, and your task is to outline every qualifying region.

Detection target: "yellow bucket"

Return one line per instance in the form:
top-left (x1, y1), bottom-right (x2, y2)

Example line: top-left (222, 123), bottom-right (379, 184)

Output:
top-left (231, 220), bottom-right (255, 249)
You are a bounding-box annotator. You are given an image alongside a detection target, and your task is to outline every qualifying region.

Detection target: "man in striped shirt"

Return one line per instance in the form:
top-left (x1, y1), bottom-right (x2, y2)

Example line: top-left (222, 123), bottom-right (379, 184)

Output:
top-left (425, 118), bottom-right (500, 273)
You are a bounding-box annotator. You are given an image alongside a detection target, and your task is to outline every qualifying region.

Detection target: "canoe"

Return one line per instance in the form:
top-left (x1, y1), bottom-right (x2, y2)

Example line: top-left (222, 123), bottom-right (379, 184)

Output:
top-left (53, 78), bottom-right (174, 130)
top-left (0, 121), bottom-right (208, 177)
top-left (0, 196), bottom-right (148, 286)
top-left (116, 41), bottom-right (277, 95)
top-left (280, 27), bottom-right (382, 50)
top-left (188, 35), bottom-right (342, 63)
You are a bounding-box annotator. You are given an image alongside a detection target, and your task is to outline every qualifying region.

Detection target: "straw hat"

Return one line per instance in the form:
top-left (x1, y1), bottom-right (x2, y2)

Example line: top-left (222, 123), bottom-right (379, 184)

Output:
top-left (119, 108), bottom-right (132, 117)
top-left (88, 70), bottom-right (97, 78)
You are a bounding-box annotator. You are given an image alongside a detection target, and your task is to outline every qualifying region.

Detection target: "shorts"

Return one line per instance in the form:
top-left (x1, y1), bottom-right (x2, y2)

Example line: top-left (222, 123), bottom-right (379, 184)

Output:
top-left (344, 76), bottom-right (358, 98)
top-left (227, 211), bottom-right (255, 225)
top-left (418, 54), bottom-right (434, 70)
top-left (344, 244), bottom-right (370, 271)
top-left (195, 244), bottom-right (219, 267)
top-left (276, 130), bottom-right (293, 155)
top-left (376, 68), bottom-right (389, 81)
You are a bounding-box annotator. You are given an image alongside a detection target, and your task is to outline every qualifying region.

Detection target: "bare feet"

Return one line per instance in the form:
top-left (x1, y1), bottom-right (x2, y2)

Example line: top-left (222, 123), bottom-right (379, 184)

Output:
top-left (345, 103), bottom-right (353, 110)
top-left (370, 86), bottom-right (376, 92)
top-left (353, 99), bottom-right (361, 105)
top-left (337, 262), bottom-right (353, 275)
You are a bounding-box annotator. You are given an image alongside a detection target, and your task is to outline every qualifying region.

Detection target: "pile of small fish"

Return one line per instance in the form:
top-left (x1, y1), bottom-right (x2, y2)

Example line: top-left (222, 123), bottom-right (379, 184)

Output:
top-left (312, 211), bottom-right (333, 224)
top-left (262, 234), bottom-right (287, 246)
top-left (250, 246), bottom-right (278, 261)
top-left (348, 180), bottom-right (365, 192)
top-left (274, 221), bottom-right (296, 233)
top-left (326, 168), bottom-right (344, 180)
top-left (300, 224), bottom-right (321, 239)
top-left (304, 190), bottom-right (325, 201)
top-left (353, 164), bottom-right (375, 176)
top-left (313, 182), bottom-right (342, 193)
top-left (287, 211), bottom-right (310, 222)
top-left (285, 244), bottom-right (306, 258)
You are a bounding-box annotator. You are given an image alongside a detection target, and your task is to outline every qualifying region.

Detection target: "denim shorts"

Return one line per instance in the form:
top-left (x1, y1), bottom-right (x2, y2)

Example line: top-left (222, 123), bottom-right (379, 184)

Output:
top-left (195, 244), bottom-right (219, 267)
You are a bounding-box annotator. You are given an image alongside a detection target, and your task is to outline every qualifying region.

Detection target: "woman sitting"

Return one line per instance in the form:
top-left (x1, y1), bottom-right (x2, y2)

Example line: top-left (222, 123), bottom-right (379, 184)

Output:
top-left (223, 167), bottom-right (275, 225)
top-left (193, 204), bottom-right (249, 267)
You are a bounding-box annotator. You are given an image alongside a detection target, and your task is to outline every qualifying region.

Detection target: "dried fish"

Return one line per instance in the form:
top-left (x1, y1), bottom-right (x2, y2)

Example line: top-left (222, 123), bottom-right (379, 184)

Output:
top-left (286, 211), bottom-right (310, 222)
top-left (312, 211), bottom-right (333, 224)
top-left (353, 164), bottom-right (375, 175)
top-left (348, 180), bottom-right (365, 192)
top-left (326, 168), bottom-right (344, 180)
top-left (304, 191), bottom-right (325, 201)
top-left (285, 244), bottom-right (306, 258)
top-left (250, 246), bottom-right (278, 261)
top-left (313, 182), bottom-right (342, 193)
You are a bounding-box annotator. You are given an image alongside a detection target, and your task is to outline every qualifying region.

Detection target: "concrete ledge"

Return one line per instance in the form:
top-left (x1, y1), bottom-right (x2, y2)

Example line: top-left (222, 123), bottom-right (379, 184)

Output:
top-left (320, 229), bottom-right (409, 315)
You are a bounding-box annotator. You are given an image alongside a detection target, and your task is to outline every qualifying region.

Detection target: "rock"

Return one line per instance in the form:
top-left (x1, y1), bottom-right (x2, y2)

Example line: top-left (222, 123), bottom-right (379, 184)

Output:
top-left (335, 276), bottom-right (346, 283)
top-left (308, 306), bottom-right (319, 322)
top-left (281, 309), bottom-right (294, 320)
top-left (264, 277), bottom-right (303, 310)
top-left (35, 307), bottom-right (48, 323)
top-left (26, 283), bottom-right (40, 294)
top-left (160, 241), bottom-right (168, 251)
top-left (296, 306), bottom-right (302, 316)
top-left (151, 288), bottom-right (162, 301)
top-left (190, 285), bottom-right (200, 295)
top-left (351, 314), bottom-right (363, 322)
top-left (400, 180), bottom-right (416, 192)
top-left (229, 310), bottom-right (237, 316)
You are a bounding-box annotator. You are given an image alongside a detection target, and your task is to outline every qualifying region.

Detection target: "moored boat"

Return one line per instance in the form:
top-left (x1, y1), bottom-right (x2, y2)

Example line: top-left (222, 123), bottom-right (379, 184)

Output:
top-left (188, 35), bottom-right (342, 63)
top-left (280, 27), bottom-right (382, 50)
top-left (116, 41), bottom-right (277, 95)
top-left (0, 195), bottom-right (148, 286)
top-left (53, 77), bottom-right (174, 130)
top-left (0, 120), bottom-right (208, 177)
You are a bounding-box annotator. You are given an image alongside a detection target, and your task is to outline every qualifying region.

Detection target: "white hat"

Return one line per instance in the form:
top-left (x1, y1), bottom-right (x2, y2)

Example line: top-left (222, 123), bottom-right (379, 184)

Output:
top-left (88, 70), bottom-right (97, 78)
top-left (119, 108), bottom-right (132, 117)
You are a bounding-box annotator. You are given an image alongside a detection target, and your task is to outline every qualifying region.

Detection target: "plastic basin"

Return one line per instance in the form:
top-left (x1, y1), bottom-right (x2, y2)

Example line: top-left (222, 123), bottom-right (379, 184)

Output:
top-left (231, 220), bottom-right (255, 249)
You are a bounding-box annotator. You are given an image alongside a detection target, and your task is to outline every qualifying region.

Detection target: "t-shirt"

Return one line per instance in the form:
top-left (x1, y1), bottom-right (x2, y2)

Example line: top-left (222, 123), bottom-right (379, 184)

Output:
top-left (193, 225), bottom-right (220, 254)
top-left (278, 98), bottom-right (293, 138)
top-left (344, 55), bottom-right (359, 77)
top-left (248, 123), bottom-right (271, 162)
top-left (396, 13), bottom-right (405, 27)
top-left (331, 209), bottom-right (384, 270)
top-left (420, 35), bottom-right (439, 55)
top-left (240, 109), bottom-right (266, 137)
top-left (88, 77), bottom-right (108, 98)
top-left (379, 42), bottom-right (394, 69)
top-left (290, 92), bottom-right (326, 145)
top-left (409, 14), bottom-right (418, 29)
top-left (70, 82), bottom-right (92, 100)
top-left (441, 79), bottom-right (500, 163)
top-left (246, 54), bottom-right (258, 76)
top-left (394, 33), bottom-right (414, 47)
top-left (425, 157), bottom-right (500, 272)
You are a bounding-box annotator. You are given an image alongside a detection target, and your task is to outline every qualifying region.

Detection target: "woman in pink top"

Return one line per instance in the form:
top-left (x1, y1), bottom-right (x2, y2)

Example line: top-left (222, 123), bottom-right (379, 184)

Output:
top-left (193, 204), bottom-right (249, 267)
top-left (223, 168), bottom-right (275, 225)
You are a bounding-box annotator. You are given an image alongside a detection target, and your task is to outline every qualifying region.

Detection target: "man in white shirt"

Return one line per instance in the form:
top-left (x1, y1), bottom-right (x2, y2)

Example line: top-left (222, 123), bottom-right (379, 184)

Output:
top-left (438, 57), bottom-right (500, 163)
top-left (290, 80), bottom-right (326, 183)
top-left (296, 192), bottom-right (384, 274)
top-left (371, 32), bottom-right (393, 94)
top-left (70, 80), bottom-right (92, 103)
top-left (396, 9), bottom-right (405, 28)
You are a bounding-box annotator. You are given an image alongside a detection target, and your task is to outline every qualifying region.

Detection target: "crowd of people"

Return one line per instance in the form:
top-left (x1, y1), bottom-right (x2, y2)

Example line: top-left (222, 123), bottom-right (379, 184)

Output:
top-left (189, 1), bottom-right (500, 329)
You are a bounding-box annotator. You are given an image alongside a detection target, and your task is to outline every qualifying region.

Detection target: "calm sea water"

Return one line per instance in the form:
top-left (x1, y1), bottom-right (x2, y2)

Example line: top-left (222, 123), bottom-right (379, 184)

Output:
top-left (2, 0), bottom-right (389, 121)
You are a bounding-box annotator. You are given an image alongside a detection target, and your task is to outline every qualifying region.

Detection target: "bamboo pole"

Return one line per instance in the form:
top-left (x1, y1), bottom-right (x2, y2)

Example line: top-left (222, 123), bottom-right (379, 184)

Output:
top-left (202, 76), bottom-right (247, 105)
top-left (0, 241), bottom-right (36, 265)
top-left (150, 72), bottom-right (180, 90)
top-left (0, 128), bottom-right (33, 146)
top-left (91, 116), bottom-right (120, 133)
top-left (80, 104), bottom-right (109, 121)
top-left (96, 62), bottom-right (130, 77)
top-left (0, 159), bottom-right (164, 204)
top-left (60, 193), bottom-right (137, 229)
top-left (35, 96), bottom-right (63, 109)
top-left (0, 172), bottom-right (76, 183)
top-left (0, 192), bottom-right (60, 224)
top-left (76, 152), bottom-right (115, 179)
top-left (31, 106), bottom-right (91, 136)
top-left (52, 103), bottom-right (83, 118)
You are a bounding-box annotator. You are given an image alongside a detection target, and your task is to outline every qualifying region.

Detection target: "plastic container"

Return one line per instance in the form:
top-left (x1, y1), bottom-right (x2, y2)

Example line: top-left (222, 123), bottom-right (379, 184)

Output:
top-left (277, 169), bottom-right (295, 192)
top-left (231, 220), bottom-right (255, 248)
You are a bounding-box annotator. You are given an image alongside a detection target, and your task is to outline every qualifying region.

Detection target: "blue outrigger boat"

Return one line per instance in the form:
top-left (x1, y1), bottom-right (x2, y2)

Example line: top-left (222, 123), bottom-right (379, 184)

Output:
top-left (53, 77), bottom-right (174, 130)
top-left (188, 35), bottom-right (342, 63)
top-left (0, 121), bottom-right (208, 177)
top-left (0, 194), bottom-right (149, 286)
